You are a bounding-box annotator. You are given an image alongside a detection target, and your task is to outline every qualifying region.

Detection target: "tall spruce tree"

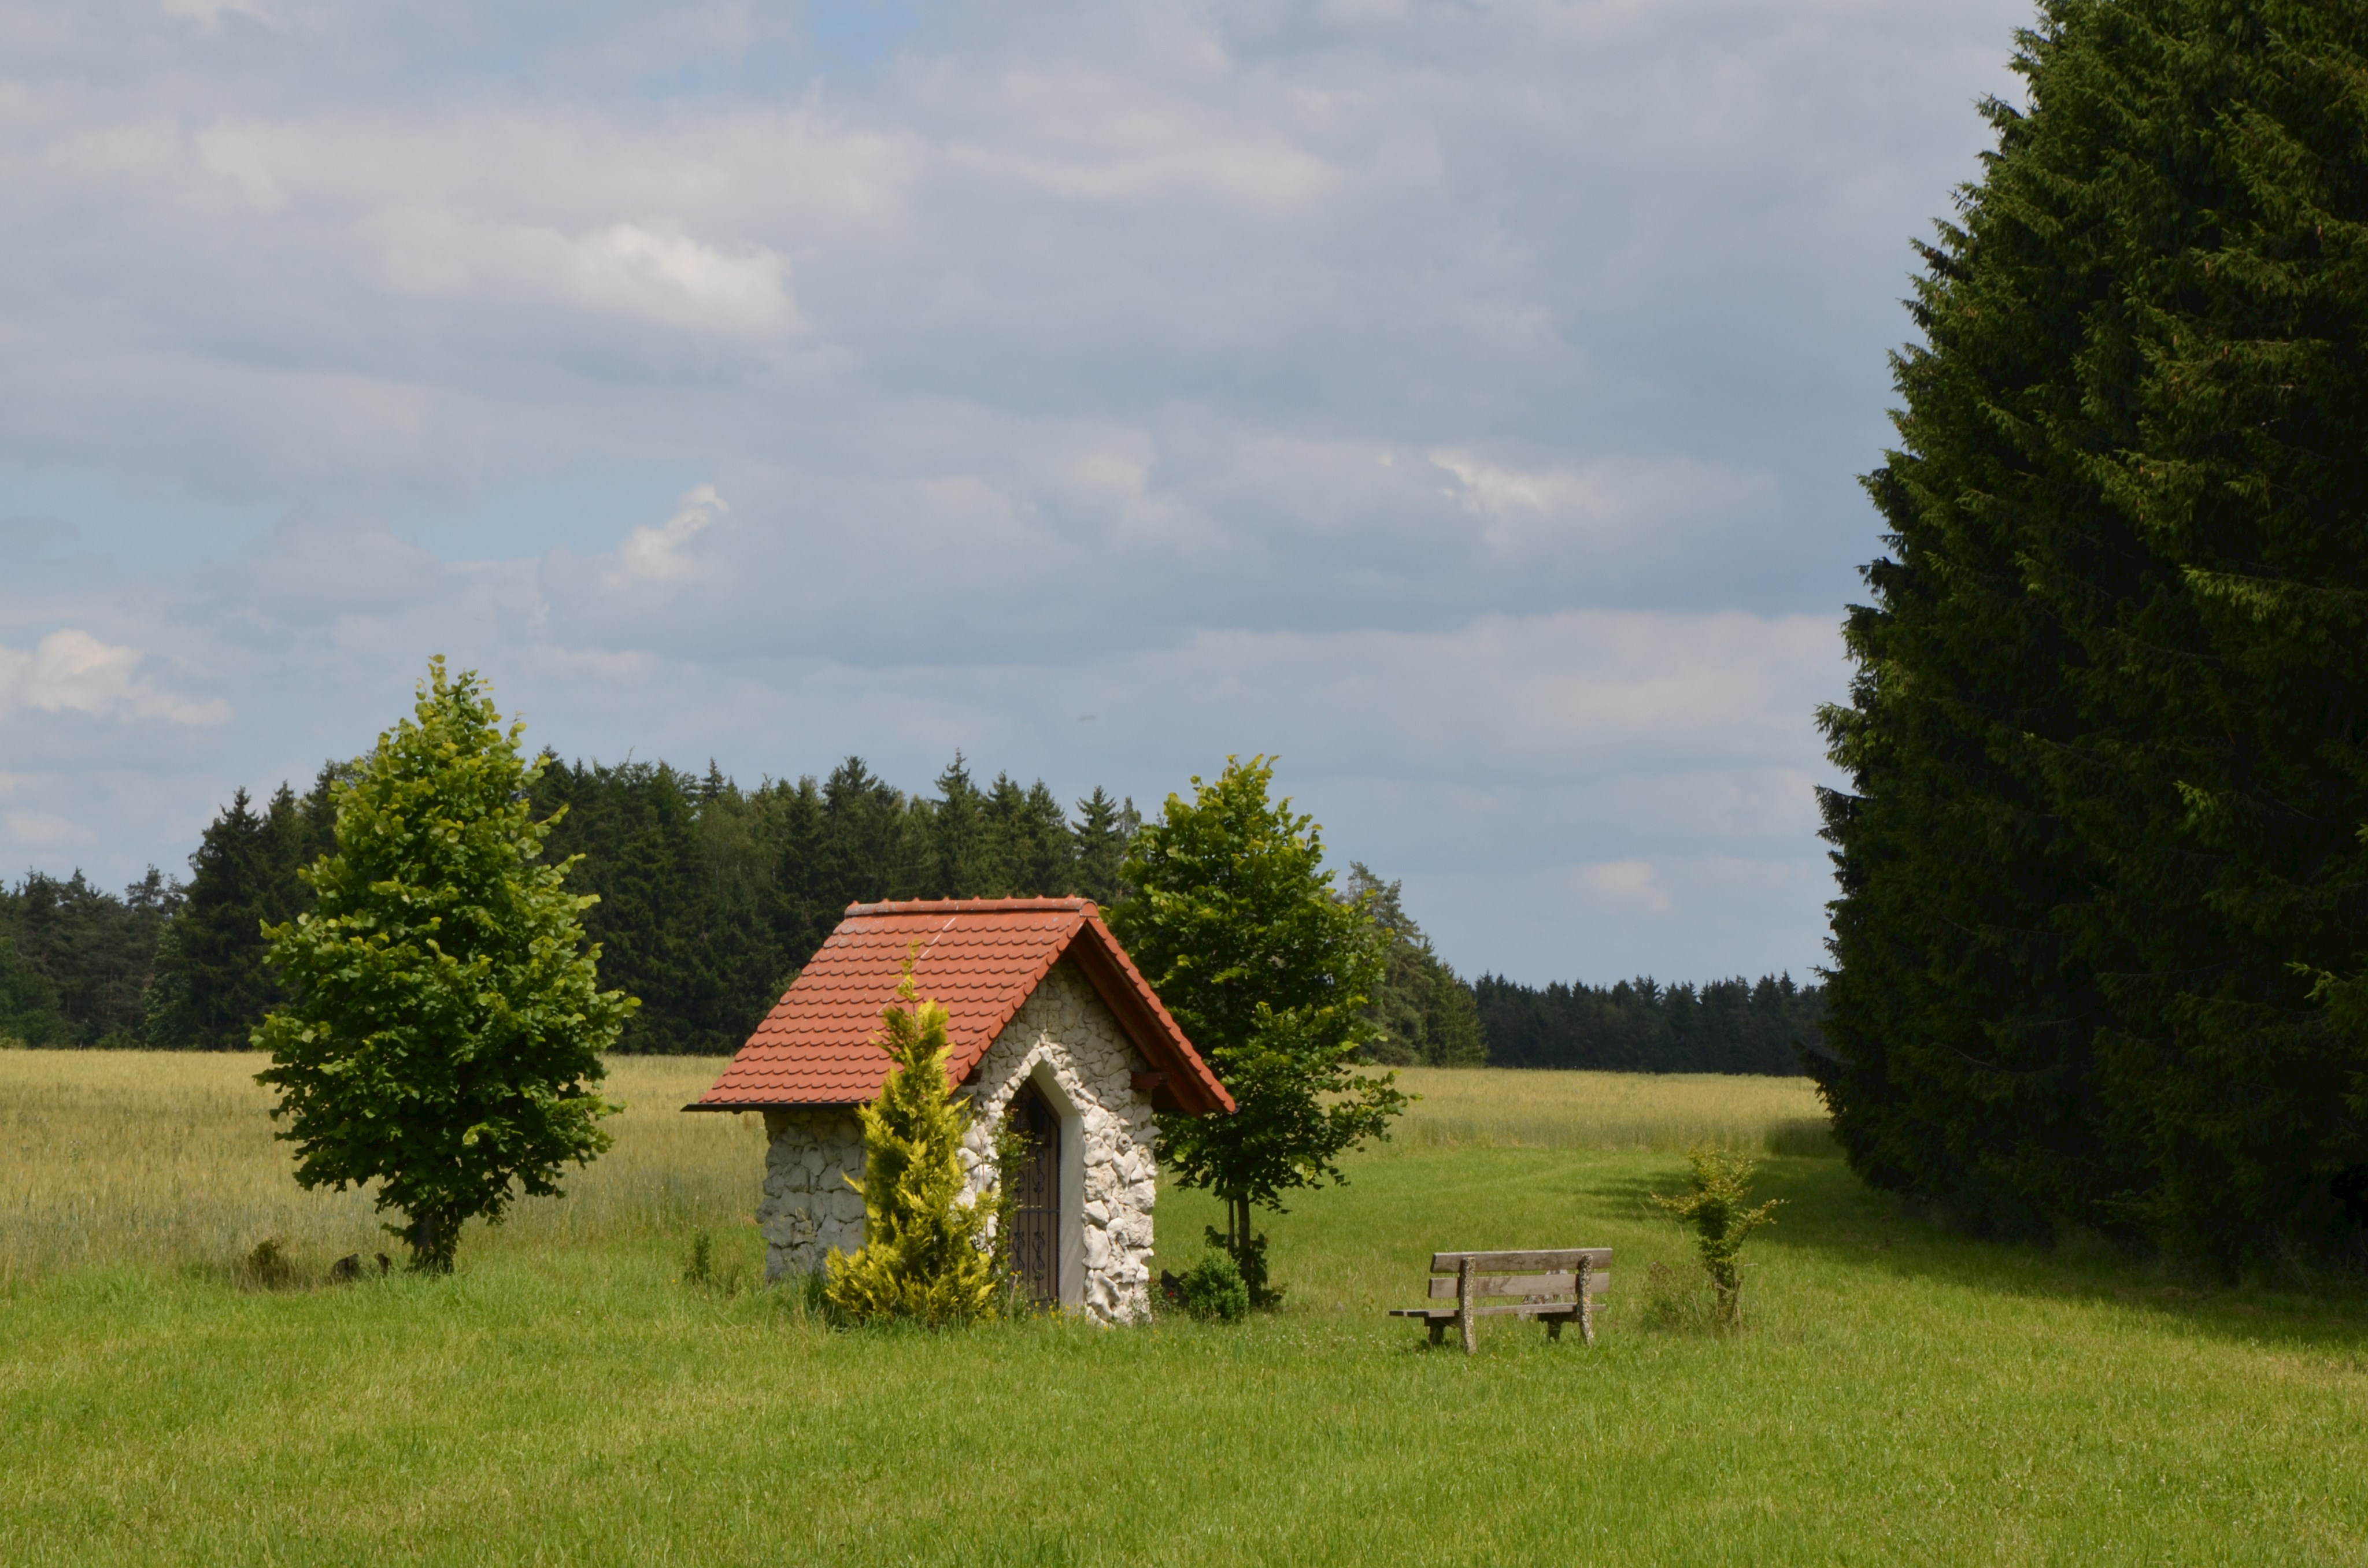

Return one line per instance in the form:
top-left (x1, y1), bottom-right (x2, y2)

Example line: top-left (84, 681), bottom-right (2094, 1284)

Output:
top-left (1820, 0), bottom-right (2368, 1261)
top-left (145, 772), bottom-right (338, 1050)
top-left (1071, 787), bottom-right (1139, 906)
top-left (928, 754), bottom-right (998, 897)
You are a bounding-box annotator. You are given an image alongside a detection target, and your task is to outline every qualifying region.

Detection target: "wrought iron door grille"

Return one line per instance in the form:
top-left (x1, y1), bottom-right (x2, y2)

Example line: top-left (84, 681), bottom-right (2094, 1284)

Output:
top-left (1006, 1083), bottom-right (1061, 1306)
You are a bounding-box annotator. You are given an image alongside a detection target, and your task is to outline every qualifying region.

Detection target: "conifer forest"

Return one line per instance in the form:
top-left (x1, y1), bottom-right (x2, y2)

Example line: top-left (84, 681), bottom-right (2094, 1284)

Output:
top-left (0, 753), bottom-right (1816, 1073)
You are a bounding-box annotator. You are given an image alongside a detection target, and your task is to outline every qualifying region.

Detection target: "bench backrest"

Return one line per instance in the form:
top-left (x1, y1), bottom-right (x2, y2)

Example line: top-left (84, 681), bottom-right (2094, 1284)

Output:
top-left (1427, 1248), bottom-right (1610, 1302)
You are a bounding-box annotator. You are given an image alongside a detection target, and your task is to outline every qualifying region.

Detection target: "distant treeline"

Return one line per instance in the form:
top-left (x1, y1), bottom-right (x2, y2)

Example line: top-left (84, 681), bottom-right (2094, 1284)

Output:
top-left (0, 869), bottom-right (180, 1047)
top-left (1473, 973), bottom-right (1822, 1076)
top-left (0, 754), bottom-right (1816, 1076)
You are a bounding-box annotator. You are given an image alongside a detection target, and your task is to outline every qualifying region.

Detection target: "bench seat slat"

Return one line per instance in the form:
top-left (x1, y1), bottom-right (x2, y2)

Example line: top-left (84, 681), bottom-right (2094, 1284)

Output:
top-left (1426, 1270), bottom-right (1609, 1300)
top-left (1389, 1304), bottom-right (1584, 1321)
top-left (1430, 1248), bottom-right (1611, 1274)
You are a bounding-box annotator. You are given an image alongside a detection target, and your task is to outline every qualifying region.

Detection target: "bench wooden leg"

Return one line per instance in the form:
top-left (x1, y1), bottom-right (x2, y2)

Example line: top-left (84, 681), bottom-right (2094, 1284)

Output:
top-left (1427, 1319), bottom-right (1447, 1347)
top-left (1578, 1256), bottom-right (1596, 1346)
top-left (1546, 1315), bottom-right (1563, 1343)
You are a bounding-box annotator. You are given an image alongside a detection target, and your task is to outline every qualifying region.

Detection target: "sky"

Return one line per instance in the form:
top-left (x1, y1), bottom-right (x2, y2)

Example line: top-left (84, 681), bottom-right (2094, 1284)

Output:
top-left (0, 0), bottom-right (2033, 987)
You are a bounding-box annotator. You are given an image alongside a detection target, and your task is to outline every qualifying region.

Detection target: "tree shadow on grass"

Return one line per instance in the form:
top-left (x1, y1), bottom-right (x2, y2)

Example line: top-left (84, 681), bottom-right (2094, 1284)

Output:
top-left (1589, 1156), bottom-right (2368, 1353)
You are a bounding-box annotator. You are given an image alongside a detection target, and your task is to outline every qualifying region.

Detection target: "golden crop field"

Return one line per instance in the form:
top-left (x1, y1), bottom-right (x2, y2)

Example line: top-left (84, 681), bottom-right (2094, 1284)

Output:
top-left (0, 1052), bottom-right (1825, 1285)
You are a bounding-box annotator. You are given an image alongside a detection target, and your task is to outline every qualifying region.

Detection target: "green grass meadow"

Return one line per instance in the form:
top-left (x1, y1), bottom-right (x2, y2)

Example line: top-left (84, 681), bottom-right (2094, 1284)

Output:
top-left (3, 1055), bottom-right (2367, 1565)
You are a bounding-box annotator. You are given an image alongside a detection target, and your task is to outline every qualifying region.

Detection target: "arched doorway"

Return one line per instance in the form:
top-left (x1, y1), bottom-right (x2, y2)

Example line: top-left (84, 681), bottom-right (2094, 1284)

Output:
top-left (1005, 1081), bottom-right (1063, 1306)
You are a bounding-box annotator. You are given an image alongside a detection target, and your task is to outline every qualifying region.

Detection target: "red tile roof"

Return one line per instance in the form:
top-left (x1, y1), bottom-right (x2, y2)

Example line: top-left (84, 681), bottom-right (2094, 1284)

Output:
top-left (687, 898), bottom-right (1233, 1116)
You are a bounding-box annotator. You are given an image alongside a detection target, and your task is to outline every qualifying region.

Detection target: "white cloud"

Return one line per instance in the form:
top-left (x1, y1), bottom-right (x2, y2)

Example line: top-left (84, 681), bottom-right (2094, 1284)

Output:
top-left (369, 216), bottom-right (798, 335)
top-left (1427, 451), bottom-right (1777, 556)
top-left (0, 631), bottom-right (228, 726)
top-left (1579, 859), bottom-right (1673, 915)
top-left (162, 0), bottom-right (278, 27)
top-left (2, 809), bottom-right (92, 848)
top-left (604, 484), bottom-right (728, 588)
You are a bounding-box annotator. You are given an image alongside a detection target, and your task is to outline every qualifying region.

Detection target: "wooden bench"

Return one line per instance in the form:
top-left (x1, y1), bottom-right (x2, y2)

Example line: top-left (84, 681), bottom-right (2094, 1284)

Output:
top-left (1389, 1249), bottom-right (1611, 1353)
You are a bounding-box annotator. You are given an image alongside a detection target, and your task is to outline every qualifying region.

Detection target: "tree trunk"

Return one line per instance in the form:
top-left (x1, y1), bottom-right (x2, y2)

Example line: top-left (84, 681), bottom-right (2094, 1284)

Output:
top-left (407, 1207), bottom-right (458, 1273)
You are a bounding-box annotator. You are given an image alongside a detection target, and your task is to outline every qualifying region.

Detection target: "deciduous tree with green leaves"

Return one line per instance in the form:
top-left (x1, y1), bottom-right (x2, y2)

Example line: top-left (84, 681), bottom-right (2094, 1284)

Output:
top-left (254, 658), bottom-right (635, 1272)
top-left (1654, 1146), bottom-right (1782, 1330)
top-left (1110, 755), bottom-right (1406, 1307)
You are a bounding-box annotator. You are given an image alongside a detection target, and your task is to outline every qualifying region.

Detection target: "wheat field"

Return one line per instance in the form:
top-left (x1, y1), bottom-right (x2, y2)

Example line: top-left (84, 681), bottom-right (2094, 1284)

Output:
top-left (0, 1051), bottom-right (765, 1286)
top-left (0, 1051), bottom-right (1824, 1285)
top-left (1384, 1065), bottom-right (1833, 1155)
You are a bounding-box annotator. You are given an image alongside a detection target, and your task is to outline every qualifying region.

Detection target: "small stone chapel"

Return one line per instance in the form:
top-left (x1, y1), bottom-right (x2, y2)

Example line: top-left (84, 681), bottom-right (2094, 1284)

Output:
top-left (688, 898), bottom-right (1231, 1324)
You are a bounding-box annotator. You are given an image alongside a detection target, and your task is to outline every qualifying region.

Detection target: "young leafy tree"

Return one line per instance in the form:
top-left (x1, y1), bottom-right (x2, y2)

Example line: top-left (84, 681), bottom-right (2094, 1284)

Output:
top-left (255, 659), bottom-right (634, 1272)
top-left (1654, 1147), bottom-right (1781, 1329)
top-left (826, 969), bottom-right (1002, 1324)
top-left (1110, 755), bottom-right (1406, 1306)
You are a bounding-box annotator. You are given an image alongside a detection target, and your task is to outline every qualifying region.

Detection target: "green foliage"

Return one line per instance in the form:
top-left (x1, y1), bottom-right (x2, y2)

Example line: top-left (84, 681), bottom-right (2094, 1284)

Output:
top-left (1342, 863), bottom-right (1485, 1067)
top-left (824, 972), bottom-right (1002, 1324)
top-left (1818, 0), bottom-right (2368, 1261)
top-left (1071, 787), bottom-right (1141, 906)
top-left (0, 869), bottom-right (180, 1047)
top-left (1475, 972), bottom-right (1823, 1075)
top-left (254, 659), bottom-right (633, 1272)
top-left (1653, 1146), bottom-right (1781, 1329)
top-left (1110, 755), bottom-right (1408, 1302)
top-left (0, 932), bottom-right (65, 1047)
top-left (1173, 1248), bottom-right (1249, 1322)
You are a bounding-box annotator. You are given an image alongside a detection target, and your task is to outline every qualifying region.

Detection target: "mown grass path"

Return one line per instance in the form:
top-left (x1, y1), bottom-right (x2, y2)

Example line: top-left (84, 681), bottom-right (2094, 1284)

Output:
top-left (2, 1056), bottom-right (2365, 1564)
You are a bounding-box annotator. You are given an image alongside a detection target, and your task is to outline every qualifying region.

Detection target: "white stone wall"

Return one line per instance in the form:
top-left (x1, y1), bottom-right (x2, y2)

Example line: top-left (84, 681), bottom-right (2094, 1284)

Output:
top-left (758, 1107), bottom-right (865, 1281)
top-left (958, 960), bottom-right (1159, 1325)
top-left (754, 958), bottom-right (1160, 1324)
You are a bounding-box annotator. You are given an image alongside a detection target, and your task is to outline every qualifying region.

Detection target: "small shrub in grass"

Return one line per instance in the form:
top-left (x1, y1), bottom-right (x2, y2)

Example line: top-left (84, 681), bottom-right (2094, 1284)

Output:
top-left (1203, 1225), bottom-right (1276, 1312)
top-left (1653, 1145), bottom-right (1782, 1330)
top-left (1174, 1250), bottom-right (1250, 1323)
top-left (681, 1230), bottom-right (747, 1296)
top-left (238, 1237), bottom-right (301, 1290)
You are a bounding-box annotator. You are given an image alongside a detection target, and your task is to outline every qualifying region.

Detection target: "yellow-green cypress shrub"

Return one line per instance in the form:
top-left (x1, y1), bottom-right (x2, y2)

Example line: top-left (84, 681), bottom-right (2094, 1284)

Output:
top-left (824, 970), bottom-right (1001, 1324)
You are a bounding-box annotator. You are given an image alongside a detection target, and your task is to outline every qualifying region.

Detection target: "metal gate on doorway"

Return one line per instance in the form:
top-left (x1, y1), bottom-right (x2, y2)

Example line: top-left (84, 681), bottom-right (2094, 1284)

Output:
top-left (1005, 1081), bottom-right (1061, 1307)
